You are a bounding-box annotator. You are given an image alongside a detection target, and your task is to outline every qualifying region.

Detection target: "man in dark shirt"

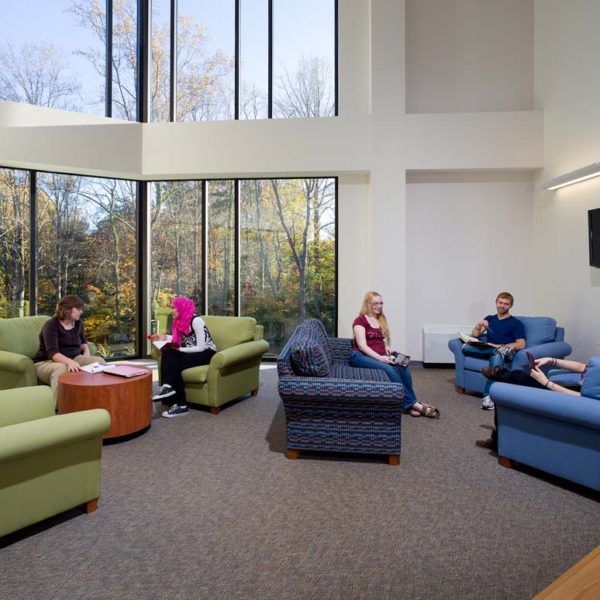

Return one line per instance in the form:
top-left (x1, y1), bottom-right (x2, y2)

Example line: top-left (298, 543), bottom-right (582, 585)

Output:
top-left (464, 291), bottom-right (526, 411)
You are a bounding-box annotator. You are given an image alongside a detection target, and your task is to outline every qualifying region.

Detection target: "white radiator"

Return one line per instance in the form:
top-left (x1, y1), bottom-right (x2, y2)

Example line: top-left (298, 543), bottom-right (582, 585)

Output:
top-left (422, 325), bottom-right (472, 365)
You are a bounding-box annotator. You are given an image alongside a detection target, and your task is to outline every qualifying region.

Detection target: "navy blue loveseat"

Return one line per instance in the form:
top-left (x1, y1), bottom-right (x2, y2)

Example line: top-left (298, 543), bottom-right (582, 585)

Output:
top-left (277, 319), bottom-right (404, 465)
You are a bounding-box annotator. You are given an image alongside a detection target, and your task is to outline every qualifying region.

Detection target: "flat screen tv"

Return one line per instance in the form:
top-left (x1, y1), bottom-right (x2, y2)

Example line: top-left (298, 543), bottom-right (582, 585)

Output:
top-left (589, 208), bottom-right (600, 267)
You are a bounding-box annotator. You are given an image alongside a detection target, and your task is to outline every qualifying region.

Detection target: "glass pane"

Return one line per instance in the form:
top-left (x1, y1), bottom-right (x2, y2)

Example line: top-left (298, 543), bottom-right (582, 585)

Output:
top-left (112, 0), bottom-right (138, 121)
top-left (240, 178), bottom-right (337, 354)
top-left (36, 173), bottom-right (137, 358)
top-left (0, 0), bottom-right (105, 115)
top-left (177, 0), bottom-right (235, 121)
top-left (207, 180), bottom-right (235, 315)
top-left (150, 180), bottom-right (204, 330)
top-left (273, 0), bottom-right (335, 118)
top-left (239, 0), bottom-right (268, 119)
top-left (0, 169), bottom-right (30, 318)
top-left (151, 0), bottom-right (171, 122)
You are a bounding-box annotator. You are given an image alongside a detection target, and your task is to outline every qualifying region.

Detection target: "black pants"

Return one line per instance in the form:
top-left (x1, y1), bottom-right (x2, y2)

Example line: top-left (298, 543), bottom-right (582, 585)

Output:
top-left (160, 348), bottom-right (216, 406)
top-left (486, 368), bottom-right (545, 442)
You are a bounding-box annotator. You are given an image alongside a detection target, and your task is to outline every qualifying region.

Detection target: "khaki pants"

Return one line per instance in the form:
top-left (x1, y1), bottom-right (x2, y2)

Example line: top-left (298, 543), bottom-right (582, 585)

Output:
top-left (35, 355), bottom-right (107, 402)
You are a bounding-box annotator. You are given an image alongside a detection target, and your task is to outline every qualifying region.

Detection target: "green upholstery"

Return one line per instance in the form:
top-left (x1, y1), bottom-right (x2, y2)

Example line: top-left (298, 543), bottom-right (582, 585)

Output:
top-left (0, 386), bottom-right (111, 537)
top-left (0, 315), bottom-right (97, 390)
top-left (156, 315), bottom-right (269, 412)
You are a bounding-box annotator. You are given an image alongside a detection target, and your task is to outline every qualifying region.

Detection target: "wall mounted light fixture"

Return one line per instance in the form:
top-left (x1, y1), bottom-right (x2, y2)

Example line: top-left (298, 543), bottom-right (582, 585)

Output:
top-left (542, 162), bottom-right (600, 190)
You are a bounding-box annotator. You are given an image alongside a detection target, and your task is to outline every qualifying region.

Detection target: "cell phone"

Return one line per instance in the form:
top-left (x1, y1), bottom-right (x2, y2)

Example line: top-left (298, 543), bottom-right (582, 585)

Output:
top-left (526, 352), bottom-right (536, 369)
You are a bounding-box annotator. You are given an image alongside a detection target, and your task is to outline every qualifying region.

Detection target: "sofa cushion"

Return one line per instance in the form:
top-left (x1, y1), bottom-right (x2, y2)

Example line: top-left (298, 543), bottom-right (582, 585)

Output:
top-left (0, 315), bottom-right (50, 359)
top-left (202, 316), bottom-right (256, 350)
top-left (290, 329), bottom-right (331, 377)
top-left (581, 357), bottom-right (600, 400)
top-left (331, 361), bottom-right (390, 381)
top-left (517, 316), bottom-right (557, 347)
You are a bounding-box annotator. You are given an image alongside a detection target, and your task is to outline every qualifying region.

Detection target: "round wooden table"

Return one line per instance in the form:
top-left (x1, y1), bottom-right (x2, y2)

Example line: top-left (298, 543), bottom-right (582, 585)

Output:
top-left (57, 368), bottom-right (153, 440)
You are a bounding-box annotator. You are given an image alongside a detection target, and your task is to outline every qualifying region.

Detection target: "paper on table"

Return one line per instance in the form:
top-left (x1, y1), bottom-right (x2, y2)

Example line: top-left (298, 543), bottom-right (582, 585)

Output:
top-left (80, 362), bottom-right (106, 374)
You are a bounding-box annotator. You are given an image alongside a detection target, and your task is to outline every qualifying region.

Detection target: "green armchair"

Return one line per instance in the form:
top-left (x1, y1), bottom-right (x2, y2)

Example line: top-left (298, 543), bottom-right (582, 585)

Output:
top-left (154, 315), bottom-right (270, 414)
top-left (0, 386), bottom-right (110, 538)
top-left (0, 315), bottom-right (97, 391)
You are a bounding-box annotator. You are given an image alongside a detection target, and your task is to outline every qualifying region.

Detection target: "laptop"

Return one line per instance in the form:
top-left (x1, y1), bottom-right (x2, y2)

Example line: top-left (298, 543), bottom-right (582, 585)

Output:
top-left (103, 365), bottom-right (148, 378)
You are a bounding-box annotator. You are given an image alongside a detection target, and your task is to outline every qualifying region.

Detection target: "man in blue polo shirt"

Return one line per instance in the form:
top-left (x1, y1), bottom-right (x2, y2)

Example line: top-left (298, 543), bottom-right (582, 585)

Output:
top-left (465, 291), bottom-right (526, 410)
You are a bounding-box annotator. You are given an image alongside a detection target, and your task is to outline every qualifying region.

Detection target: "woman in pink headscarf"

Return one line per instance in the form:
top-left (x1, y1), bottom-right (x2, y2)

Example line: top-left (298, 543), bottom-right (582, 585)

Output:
top-left (150, 297), bottom-right (216, 418)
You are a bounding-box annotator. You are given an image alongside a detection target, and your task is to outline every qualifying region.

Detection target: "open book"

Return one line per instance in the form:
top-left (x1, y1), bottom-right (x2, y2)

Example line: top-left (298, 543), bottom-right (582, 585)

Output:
top-left (458, 332), bottom-right (495, 348)
top-left (80, 362), bottom-right (106, 374)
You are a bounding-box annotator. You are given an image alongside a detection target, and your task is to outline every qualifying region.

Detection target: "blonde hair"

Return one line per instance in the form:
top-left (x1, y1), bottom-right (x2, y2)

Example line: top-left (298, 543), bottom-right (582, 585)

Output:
top-left (359, 291), bottom-right (390, 343)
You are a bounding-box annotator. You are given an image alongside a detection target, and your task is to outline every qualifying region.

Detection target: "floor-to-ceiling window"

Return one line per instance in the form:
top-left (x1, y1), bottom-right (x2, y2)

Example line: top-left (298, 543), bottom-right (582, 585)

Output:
top-left (36, 173), bottom-right (137, 357)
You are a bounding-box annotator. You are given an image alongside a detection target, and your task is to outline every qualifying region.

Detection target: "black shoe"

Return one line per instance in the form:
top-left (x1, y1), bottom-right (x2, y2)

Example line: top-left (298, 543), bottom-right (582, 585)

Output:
top-left (476, 438), bottom-right (497, 451)
top-left (152, 384), bottom-right (176, 402)
top-left (481, 366), bottom-right (503, 379)
top-left (162, 404), bottom-right (189, 418)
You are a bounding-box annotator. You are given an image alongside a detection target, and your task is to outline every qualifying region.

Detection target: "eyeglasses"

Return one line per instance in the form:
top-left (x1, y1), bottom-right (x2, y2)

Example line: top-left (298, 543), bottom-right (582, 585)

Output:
top-left (370, 301), bottom-right (384, 306)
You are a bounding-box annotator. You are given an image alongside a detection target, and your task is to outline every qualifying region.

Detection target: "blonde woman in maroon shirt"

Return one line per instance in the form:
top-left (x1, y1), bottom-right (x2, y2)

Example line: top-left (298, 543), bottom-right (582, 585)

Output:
top-left (350, 291), bottom-right (440, 418)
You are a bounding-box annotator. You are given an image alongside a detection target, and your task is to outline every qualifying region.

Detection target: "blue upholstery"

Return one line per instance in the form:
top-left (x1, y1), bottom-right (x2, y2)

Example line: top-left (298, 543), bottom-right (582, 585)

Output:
top-left (448, 316), bottom-right (572, 394)
top-left (277, 319), bottom-right (403, 462)
top-left (581, 357), bottom-right (600, 400)
top-left (490, 381), bottom-right (600, 491)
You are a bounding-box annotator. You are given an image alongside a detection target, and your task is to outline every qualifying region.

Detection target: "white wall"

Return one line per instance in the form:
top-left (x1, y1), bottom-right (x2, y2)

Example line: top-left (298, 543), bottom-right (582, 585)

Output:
top-left (534, 0), bottom-right (600, 360)
top-left (406, 0), bottom-right (534, 113)
top-left (406, 176), bottom-right (535, 360)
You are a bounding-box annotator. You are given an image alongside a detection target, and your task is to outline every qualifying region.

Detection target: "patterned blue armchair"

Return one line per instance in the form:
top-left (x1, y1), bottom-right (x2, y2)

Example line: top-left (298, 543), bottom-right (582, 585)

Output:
top-left (448, 316), bottom-right (572, 395)
top-left (277, 320), bottom-right (403, 465)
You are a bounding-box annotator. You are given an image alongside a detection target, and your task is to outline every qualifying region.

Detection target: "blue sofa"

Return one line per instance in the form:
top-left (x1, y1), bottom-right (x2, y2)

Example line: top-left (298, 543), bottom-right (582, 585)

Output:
top-left (277, 319), bottom-right (404, 465)
top-left (448, 316), bottom-right (572, 395)
top-left (490, 366), bottom-right (600, 491)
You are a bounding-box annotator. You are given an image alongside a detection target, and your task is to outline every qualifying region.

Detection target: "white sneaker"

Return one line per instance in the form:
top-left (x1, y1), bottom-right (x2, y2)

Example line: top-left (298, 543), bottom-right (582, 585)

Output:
top-left (481, 395), bottom-right (495, 410)
top-left (152, 384), bottom-right (176, 401)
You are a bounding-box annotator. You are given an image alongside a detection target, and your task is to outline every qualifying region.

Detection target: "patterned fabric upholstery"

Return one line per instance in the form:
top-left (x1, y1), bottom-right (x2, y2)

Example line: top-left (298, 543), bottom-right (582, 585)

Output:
top-left (290, 325), bottom-right (331, 377)
top-left (277, 320), bottom-right (403, 460)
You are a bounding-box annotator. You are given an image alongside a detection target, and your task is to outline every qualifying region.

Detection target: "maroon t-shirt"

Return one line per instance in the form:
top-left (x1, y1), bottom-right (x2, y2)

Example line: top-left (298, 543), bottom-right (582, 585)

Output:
top-left (352, 314), bottom-right (386, 355)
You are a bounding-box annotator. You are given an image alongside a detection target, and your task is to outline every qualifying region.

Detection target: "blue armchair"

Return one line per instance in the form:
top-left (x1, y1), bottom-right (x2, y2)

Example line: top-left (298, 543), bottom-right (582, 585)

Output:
top-left (490, 378), bottom-right (600, 492)
top-left (448, 316), bottom-right (572, 395)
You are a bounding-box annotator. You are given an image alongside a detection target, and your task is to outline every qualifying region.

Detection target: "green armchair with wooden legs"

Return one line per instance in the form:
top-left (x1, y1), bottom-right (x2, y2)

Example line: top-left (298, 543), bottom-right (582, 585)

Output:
top-left (153, 315), bottom-right (270, 414)
top-left (0, 386), bottom-right (110, 538)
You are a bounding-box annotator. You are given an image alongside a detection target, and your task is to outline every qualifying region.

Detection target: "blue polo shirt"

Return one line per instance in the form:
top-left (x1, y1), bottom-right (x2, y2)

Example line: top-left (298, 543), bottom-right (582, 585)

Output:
top-left (484, 315), bottom-right (525, 345)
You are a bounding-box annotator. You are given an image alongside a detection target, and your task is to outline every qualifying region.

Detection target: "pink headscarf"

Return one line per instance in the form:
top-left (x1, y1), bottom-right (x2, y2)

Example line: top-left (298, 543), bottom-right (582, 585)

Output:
top-left (171, 297), bottom-right (195, 344)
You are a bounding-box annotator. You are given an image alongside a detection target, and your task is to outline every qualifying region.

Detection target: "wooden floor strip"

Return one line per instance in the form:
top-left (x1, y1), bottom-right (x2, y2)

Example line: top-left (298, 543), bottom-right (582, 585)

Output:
top-left (534, 545), bottom-right (600, 599)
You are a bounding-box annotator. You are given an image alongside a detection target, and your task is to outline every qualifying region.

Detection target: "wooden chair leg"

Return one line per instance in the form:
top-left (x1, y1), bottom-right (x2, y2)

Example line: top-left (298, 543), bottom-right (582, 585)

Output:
top-left (251, 389), bottom-right (258, 397)
top-left (455, 386), bottom-right (465, 394)
top-left (287, 449), bottom-right (299, 460)
top-left (388, 455), bottom-right (400, 466)
top-left (85, 499), bottom-right (98, 513)
top-left (210, 406), bottom-right (221, 415)
top-left (498, 456), bottom-right (513, 469)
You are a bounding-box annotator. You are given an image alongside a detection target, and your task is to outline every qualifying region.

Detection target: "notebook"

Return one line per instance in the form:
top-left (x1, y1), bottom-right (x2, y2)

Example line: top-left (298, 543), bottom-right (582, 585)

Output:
top-left (103, 365), bottom-right (148, 378)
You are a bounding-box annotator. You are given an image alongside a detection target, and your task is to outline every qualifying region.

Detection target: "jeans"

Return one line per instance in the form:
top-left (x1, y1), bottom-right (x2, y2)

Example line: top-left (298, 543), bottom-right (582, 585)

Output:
top-left (349, 350), bottom-right (417, 410)
top-left (462, 345), bottom-right (507, 395)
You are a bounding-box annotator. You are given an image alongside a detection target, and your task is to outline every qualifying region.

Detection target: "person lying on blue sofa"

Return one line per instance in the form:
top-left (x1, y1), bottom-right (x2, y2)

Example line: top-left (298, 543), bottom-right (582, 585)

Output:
top-left (476, 356), bottom-right (586, 450)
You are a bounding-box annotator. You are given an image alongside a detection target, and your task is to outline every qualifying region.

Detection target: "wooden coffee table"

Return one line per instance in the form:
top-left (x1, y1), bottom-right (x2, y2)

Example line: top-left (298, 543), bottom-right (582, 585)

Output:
top-left (57, 368), bottom-right (153, 440)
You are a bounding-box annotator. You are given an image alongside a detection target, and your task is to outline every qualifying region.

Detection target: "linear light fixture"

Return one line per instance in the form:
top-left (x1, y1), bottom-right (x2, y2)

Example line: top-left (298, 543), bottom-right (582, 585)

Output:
top-left (542, 162), bottom-right (600, 190)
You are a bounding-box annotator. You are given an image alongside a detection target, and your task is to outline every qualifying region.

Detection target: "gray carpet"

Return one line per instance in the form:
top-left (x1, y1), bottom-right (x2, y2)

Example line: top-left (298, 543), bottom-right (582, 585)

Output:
top-left (2, 365), bottom-right (599, 600)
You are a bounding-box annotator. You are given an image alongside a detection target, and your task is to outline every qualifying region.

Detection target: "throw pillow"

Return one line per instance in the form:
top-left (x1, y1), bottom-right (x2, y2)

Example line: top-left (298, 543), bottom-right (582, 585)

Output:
top-left (519, 317), bottom-right (557, 346)
top-left (291, 341), bottom-right (331, 377)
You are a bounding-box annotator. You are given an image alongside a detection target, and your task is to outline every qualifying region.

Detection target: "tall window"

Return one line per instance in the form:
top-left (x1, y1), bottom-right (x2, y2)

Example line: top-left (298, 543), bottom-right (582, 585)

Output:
top-left (176, 1), bottom-right (235, 121)
top-left (0, 169), bottom-right (30, 318)
top-left (207, 181), bottom-right (236, 314)
top-left (0, 0), bottom-right (105, 115)
top-left (273, 0), bottom-right (335, 118)
top-left (150, 180), bottom-right (204, 329)
top-left (36, 173), bottom-right (137, 357)
top-left (240, 178), bottom-right (336, 353)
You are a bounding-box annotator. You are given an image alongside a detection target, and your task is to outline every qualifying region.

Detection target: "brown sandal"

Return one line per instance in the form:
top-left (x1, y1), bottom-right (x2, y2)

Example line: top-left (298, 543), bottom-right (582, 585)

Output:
top-left (409, 408), bottom-right (421, 417)
top-left (414, 403), bottom-right (440, 418)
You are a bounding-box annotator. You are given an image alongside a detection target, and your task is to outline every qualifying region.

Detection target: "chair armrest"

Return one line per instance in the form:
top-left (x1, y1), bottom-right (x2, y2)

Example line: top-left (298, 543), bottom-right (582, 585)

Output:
top-left (0, 408), bottom-right (111, 464)
top-left (490, 382), bottom-right (600, 431)
top-left (210, 339), bottom-right (270, 370)
top-left (511, 342), bottom-right (573, 370)
top-left (278, 377), bottom-right (404, 404)
top-left (0, 350), bottom-right (37, 379)
top-left (0, 386), bottom-right (55, 427)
